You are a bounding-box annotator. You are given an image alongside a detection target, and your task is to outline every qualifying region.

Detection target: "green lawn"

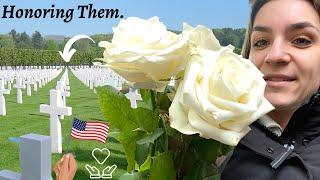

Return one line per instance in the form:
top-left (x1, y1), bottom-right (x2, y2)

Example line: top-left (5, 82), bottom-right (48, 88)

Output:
top-left (0, 68), bottom-right (127, 179)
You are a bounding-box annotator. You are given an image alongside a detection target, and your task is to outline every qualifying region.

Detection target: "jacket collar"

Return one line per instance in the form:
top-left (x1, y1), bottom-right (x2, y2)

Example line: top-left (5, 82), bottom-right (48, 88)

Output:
top-left (281, 102), bottom-right (320, 142)
top-left (258, 115), bottom-right (283, 137)
top-left (238, 102), bottom-right (320, 159)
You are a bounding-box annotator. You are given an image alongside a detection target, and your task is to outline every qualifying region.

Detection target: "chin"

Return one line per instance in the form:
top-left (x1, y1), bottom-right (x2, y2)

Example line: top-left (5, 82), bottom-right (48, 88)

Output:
top-left (265, 94), bottom-right (295, 110)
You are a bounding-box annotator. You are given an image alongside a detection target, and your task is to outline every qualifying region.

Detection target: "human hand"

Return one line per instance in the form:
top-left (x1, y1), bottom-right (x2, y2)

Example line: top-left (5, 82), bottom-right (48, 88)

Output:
top-left (54, 153), bottom-right (77, 180)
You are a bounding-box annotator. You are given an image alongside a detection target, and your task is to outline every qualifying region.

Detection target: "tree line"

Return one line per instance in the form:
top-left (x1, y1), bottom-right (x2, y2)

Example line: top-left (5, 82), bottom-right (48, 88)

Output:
top-left (0, 28), bottom-right (245, 66)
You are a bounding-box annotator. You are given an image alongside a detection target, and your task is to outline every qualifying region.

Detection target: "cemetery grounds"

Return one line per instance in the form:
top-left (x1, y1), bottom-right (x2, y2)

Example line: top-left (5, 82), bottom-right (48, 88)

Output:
top-left (0, 68), bottom-right (127, 179)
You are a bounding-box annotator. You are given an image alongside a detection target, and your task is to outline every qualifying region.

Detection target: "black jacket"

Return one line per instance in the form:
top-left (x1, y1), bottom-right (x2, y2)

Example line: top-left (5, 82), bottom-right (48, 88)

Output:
top-left (221, 102), bottom-right (320, 180)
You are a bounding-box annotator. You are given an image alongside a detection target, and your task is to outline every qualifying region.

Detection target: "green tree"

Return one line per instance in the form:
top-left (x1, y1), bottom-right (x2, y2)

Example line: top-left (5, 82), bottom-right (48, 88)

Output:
top-left (16, 32), bottom-right (32, 49)
top-left (0, 35), bottom-right (15, 48)
top-left (44, 39), bottom-right (59, 51)
top-left (9, 29), bottom-right (18, 44)
top-left (90, 34), bottom-right (113, 42)
top-left (74, 39), bottom-right (90, 51)
top-left (58, 38), bottom-right (68, 51)
top-left (212, 28), bottom-right (246, 49)
top-left (32, 31), bottom-right (44, 49)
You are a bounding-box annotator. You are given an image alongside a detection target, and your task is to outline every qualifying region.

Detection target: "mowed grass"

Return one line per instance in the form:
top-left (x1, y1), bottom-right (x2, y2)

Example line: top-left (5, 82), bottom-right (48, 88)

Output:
top-left (0, 68), bottom-right (127, 179)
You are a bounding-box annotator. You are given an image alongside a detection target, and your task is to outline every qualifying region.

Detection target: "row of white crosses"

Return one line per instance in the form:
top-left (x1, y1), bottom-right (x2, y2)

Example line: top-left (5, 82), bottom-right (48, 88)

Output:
top-left (40, 69), bottom-right (72, 154)
top-left (0, 67), bottom-right (62, 116)
top-left (0, 67), bottom-right (65, 179)
top-left (70, 65), bottom-right (126, 92)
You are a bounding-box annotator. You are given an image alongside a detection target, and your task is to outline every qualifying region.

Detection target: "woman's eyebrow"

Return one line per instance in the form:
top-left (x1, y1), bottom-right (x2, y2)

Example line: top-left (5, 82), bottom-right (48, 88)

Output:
top-left (287, 22), bottom-right (320, 32)
top-left (252, 25), bottom-right (272, 33)
top-left (252, 22), bottom-right (320, 33)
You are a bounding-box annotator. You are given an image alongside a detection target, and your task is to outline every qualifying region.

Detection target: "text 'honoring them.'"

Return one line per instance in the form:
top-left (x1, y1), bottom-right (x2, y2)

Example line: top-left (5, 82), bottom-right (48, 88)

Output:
top-left (1, 4), bottom-right (124, 23)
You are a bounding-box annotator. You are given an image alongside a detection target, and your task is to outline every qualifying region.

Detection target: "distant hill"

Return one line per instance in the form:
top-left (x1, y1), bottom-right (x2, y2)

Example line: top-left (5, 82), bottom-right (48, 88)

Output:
top-left (44, 35), bottom-right (66, 43)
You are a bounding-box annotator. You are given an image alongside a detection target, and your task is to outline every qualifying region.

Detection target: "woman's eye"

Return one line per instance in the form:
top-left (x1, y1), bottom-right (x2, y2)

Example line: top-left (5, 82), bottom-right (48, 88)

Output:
top-left (292, 37), bottom-right (312, 47)
top-left (253, 39), bottom-right (269, 49)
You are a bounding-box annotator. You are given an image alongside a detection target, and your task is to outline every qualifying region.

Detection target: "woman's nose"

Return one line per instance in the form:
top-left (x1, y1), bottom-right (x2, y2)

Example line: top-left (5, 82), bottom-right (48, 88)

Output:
top-left (265, 39), bottom-right (291, 65)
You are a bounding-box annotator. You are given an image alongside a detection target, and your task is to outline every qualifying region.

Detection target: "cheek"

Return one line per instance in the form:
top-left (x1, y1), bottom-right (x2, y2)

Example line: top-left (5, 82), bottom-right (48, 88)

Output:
top-left (294, 53), bottom-right (320, 87)
top-left (249, 51), bottom-right (266, 69)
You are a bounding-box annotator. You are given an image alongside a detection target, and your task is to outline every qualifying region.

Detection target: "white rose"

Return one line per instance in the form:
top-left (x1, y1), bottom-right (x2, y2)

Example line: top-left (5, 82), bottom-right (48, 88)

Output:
top-left (169, 46), bottom-right (274, 146)
top-left (182, 23), bottom-right (221, 51)
top-left (98, 16), bottom-right (189, 91)
top-left (163, 23), bottom-right (221, 98)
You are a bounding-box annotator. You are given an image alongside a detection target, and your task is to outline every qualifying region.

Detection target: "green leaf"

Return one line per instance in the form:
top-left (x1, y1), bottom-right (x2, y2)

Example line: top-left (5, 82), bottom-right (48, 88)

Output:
top-left (96, 86), bottom-right (159, 171)
top-left (189, 137), bottom-right (222, 161)
top-left (137, 89), bottom-right (154, 110)
top-left (135, 142), bottom-right (150, 166)
top-left (140, 155), bottom-right (152, 172)
top-left (197, 140), bottom-right (221, 161)
top-left (183, 161), bottom-right (220, 180)
top-left (181, 137), bottom-right (223, 180)
top-left (96, 86), bottom-right (158, 132)
top-left (106, 132), bottom-right (121, 142)
top-left (119, 170), bottom-right (149, 180)
top-left (135, 128), bottom-right (164, 166)
top-left (119, 131), bottom-right (145, 171)
top-left (150, 152), bottom-right (176, 180)
top-left (221, 144), bottom-right (233, 155)
top-left (157, 92), bottom-right (172, 111)
top-left (137, 128), bottom-right (164, 145)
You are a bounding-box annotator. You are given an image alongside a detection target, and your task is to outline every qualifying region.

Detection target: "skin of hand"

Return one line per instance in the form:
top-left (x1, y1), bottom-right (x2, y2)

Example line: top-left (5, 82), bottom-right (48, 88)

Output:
top-left (54, 153), bottom-right (78, 180)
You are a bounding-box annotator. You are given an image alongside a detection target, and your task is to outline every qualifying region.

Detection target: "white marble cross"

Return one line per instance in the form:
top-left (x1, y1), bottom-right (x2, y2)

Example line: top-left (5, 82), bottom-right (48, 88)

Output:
top-left (56, 81), bottom-right (70, 120)
top-left (38, 79), bottom-right (43, 88)
top-left (25, 77), bottom-right (33, 96)
top-left (40, 89), bottom-right (72, 153)
top-left (14, 77), bottom-right (26, 104)
top-left (33, 80), bottom-right (38, 91)
top-left (125, 88), bottom-right (143, 109)
top-left (89, 80), bottom-right (94, 90)
top-left (5, 77), bottom-right (12, 91)
top-left (7, 81), bottom-right (12, 91)
top-left (0, 79), bottom-right (10, 116)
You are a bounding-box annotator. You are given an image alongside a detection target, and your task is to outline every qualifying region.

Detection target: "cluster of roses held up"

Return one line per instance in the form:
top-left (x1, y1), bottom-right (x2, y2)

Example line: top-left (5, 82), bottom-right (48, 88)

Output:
top-left (95, 17), bottom-right (274, 179)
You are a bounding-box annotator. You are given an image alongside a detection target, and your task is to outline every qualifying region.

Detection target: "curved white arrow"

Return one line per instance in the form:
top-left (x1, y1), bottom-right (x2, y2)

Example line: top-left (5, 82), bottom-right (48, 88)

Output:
top-left (59, 34), bottom-right (95, 62)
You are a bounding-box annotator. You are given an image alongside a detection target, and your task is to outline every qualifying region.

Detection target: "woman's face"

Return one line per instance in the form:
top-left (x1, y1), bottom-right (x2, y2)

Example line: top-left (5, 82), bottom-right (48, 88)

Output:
top-left (250, 0), bottom-right (320, 111)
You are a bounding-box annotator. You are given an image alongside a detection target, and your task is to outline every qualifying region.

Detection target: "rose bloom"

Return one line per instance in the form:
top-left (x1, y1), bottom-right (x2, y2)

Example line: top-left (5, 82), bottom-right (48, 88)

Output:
top-left (182, 23), bottom-right (221, 51)
top-left (98, 16), bottom-right (190, 91)
top-left (169, 46), bottom-right (274, 146)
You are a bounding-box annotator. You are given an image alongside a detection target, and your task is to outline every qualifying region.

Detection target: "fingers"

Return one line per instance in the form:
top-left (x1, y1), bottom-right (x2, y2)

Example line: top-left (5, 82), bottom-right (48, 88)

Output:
top-left (54, 155), bottom-right (67, 180)
top-left (67, 153), bottom-right (77, 170)
top-left (53, 165), bottom-right (59, 177)
top-left (61, 154), bottom-right (69, 171)
top-left (54, 155), bottom-right (65, 176)
top-left (66, 153), bottom-right (78, 177)
top-left (56, 154), bottom-right (77, 180)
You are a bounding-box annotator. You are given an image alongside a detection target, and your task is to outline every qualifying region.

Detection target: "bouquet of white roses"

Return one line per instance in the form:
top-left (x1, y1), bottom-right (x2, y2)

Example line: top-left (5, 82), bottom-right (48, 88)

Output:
top-left (95, 16), bottom-right (274, 179)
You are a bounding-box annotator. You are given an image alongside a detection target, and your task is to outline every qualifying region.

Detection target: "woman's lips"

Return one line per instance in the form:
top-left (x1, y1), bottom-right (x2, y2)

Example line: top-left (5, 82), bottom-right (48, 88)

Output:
top-left (263, 74), bottom-right (297, 88)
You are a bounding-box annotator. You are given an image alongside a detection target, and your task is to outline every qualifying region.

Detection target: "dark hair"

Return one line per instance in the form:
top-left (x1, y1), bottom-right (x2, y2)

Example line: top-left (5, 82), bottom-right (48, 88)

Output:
top-left (242, 0), bottom-right (320, 58)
